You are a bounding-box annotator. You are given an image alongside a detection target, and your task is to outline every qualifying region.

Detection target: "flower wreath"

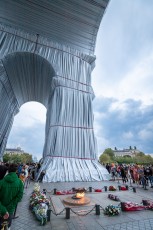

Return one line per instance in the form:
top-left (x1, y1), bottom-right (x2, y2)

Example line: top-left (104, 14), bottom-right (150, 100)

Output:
top-left (121, 202), bottom-right (146, 211)
top-left (29, 183), bottom-right (50, 225)
top-left (104, 204), bottom-right (121, 216)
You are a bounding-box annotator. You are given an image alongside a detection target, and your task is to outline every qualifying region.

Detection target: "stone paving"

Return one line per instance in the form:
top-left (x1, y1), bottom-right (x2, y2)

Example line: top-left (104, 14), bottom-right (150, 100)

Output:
top-left (11, 180), bottom-right (153, 230)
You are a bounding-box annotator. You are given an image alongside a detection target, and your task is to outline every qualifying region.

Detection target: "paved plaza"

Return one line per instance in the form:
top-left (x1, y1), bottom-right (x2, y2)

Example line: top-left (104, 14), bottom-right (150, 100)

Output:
top-left (11, 180), bottom-right (153, 230)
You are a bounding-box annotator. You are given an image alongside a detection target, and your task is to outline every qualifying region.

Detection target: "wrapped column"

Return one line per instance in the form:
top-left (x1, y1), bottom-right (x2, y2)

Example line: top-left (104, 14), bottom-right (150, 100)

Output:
top-left (41, 75), bottom-right (110, 182)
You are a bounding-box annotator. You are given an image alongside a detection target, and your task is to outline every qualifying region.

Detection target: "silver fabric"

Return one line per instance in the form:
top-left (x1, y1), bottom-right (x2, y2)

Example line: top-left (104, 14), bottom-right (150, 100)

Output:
top-left (0, 0), bottom-right (110, 181)
top-left (0, 0), bottom-right (109, 55)
top-left (42, 157), bottom-right (110, 182)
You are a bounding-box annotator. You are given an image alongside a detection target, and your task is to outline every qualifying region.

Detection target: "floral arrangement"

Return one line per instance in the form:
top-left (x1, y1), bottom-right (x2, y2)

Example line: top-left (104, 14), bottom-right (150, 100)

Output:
top-left (108, 194), bottom-right (120, 201)
top-left (121, 202), bottom-right (146, 211)
top-left (94, 189), bottom-right (102, 192)
top-left (56, 190), bottom-right (75, 195)
top-left (109, 185), bottom-right (116, 191)
top-left (104, 204), bottom-right (121, 216)
top-left (33, 203), bottom-right (48, 225)
top-left (29, 183), bottom-right (50, 225)
top-left (120, 186), bottom-right (127, 191)
top-left (33, 183), bottom-right (40, 192)
top-left (142, 200), bottom-right (153, 206)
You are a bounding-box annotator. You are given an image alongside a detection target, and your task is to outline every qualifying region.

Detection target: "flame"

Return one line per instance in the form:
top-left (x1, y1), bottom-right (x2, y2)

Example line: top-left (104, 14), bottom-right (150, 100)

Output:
top-left (76, 192), bottom-right (85, 198)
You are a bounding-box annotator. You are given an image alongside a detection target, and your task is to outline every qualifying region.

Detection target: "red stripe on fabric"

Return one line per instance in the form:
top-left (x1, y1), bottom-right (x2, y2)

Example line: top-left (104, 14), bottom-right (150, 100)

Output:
top-left (46, 155), bottom-right (96, 160)
top-left (54, 75), bottom-right (91, 87)
top-left (54, 84), bottom-right (92, 94)
top-left (49, 124), bottom-right (93, 129)
top-left (0, 29), bottom-right (92, 63)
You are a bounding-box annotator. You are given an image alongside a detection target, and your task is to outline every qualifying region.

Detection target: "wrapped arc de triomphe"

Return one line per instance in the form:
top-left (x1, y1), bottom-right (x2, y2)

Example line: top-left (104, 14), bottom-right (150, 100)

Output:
top-left (0, 0), bottom-right (110, 182)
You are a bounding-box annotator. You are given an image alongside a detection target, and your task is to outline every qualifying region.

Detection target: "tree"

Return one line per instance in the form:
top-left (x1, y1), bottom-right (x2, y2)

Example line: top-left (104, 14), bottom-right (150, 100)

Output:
top-left (3, 152), bottom-right (32, 163)
top-left (99, 154), bottom-right (111, 164)
top-left (3, 153), bottom-right (10, 163)
top-left (136, 152), bottom-right (145, 157)
top-left (114, 156), bottom-right (133, 164)
top-left (103, 148), bottom-right (114, 159)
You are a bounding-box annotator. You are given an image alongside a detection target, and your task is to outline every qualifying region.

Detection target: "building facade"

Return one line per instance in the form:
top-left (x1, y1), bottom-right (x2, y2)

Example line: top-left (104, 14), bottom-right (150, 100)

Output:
top-left (113, 147), bottom-right (141, 157)
top-left (5, 147), bottom-right (24, 155)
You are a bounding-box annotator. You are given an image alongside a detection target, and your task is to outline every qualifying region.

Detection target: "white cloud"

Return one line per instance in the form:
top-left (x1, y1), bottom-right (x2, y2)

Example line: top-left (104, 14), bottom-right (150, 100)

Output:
top-left (96, 136), bottom-right (110, 156)
top-left (123, 131), bottom-right (134, 139)
top-left (138, 129), bottom-right (153, 140)
top-left (92, 0), bottom-right (153, 107)
top-left (13, 102), bottom-right (46, 129)
top-left (7, 102), bottom-right (46, 159)
top-left (92, 50), bottom-right (153, 105)
top-left (118, 53), bottom-right (153, 104)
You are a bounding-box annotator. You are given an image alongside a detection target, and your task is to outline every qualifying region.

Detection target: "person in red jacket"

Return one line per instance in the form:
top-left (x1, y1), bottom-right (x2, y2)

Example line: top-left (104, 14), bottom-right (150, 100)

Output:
top-left (0, 163), bottom-right (24, 229)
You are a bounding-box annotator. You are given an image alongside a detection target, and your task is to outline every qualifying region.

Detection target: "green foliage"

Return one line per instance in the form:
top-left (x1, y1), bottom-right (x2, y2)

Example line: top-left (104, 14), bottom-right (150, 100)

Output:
top-left (3, 152), bottom-right (32, 164)
top-left (136, 152), bottom-right (145, 157)
top-left (99, 148), bottom-right (115, 164)
top-left (3, 153), bottom-right (10, 163)
top-left (99, 154), bottom-right (111, 164)
top-left (103, 148), bottom-right (114, 159)
top-left (114, 156), bottom-right (132, 164)
top-left (100, 148), bottom-right (153, 165)
top-left (114, 154), bottom-right (153, 165)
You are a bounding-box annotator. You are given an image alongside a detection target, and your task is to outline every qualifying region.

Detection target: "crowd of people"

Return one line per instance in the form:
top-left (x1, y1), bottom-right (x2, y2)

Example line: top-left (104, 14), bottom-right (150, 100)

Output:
top-left (1, 160), bottom-right (153, 229)
top-left (105, 163), bottom-right (153, 188)
top-left (0, 161), bottom-right (45, 229)
top-left (17, 162), bottom-right (42, 183)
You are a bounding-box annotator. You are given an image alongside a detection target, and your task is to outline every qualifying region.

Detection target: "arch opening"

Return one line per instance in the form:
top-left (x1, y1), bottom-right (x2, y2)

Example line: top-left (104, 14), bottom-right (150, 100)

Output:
top-left (6, 101), bottom-right (46, 161)
top-left (0, 51), bottom-right (55, 162)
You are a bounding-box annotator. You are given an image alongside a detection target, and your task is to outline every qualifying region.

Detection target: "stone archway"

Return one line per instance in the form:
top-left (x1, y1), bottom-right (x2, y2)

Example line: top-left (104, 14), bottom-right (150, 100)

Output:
top-left (3, 52), bottom-right (55, 107)
top-left (0, 51), bottom-right (55, 161)
top-left (0, 26), bottom-right (110, 182)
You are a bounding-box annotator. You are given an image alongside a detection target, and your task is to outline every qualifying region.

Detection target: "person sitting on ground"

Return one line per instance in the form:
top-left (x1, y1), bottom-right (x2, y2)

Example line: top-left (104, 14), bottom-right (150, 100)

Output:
top-left (0, 163), bottom-right (24, 230)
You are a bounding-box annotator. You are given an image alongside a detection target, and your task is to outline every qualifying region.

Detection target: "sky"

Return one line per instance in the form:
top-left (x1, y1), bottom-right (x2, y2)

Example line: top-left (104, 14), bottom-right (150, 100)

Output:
top-left (7, 0), bottom-right (153, 160)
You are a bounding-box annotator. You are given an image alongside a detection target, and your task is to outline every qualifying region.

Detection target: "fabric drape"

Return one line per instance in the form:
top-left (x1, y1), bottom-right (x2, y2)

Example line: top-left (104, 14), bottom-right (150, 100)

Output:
top-left (0, 23), bottom-right (110, 181)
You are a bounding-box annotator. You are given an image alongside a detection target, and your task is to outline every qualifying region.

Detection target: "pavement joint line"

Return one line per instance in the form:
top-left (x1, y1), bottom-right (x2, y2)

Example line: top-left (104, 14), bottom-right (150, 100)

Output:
top-left (11, 180), bottom-right (153, 230)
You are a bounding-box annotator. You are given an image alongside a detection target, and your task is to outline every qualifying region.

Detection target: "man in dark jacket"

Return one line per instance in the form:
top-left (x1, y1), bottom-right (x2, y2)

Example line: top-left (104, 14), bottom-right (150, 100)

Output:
top-left (0, 163), bottom-right (24, 229)
top-left (0, 164), bottom-right (8, 180)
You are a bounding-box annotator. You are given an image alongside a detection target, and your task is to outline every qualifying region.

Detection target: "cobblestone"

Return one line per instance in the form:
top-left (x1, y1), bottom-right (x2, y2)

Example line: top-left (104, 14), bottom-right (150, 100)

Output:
top-left (11, 180), bottom-right (153, 230)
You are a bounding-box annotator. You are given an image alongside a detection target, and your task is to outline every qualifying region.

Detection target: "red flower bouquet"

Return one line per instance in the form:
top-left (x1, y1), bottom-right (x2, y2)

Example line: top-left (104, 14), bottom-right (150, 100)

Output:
top-left (56, 190), bottom-right (75, 195)
top-left (95, 189), bottom-right (102, 192)
top-left (109, 185), bottom-right (116, 191)
top-left (121, 202), bottom-right (146, 211)
top-left (120, 186), bottom-right (127, 191)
